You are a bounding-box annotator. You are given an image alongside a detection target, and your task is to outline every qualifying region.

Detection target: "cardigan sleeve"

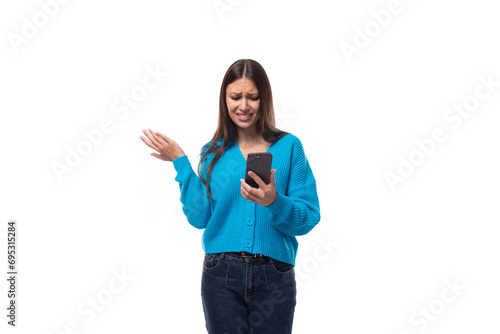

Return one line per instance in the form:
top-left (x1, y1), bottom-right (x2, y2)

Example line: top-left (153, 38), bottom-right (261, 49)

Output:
top-left (171, 146), bottom-right (212, 229)
top-left (265, 136), bottom-right (321, 236)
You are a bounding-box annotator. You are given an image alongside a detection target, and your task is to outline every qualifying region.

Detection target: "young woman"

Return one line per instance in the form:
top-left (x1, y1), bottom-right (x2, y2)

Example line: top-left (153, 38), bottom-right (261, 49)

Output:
top-left (140, 59), bottom-right (320, 333)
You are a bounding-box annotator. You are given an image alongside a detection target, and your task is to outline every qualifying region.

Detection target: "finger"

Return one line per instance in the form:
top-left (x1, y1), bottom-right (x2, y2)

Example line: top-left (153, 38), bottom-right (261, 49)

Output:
top-left (240, 185), bottom-right (249, 200)
top-left (155, 131), bottom-right (173, 144)
top-left (140, 134), bottom-right (160, 151)
top-left (139, 133), bottom-right (152, 144)
top-left (241, 180), bottom-right (264, 204)
top-left (146, 129), bottom-right (163, 146)
top-left (141, 129), bottom-right (157, 146)
top-left (247, 170), bottom-right (267, 188)
top-left (149, 128), bottom-right (165, 141)
top-left (241, 182), bottom-right (260, 202)
top-left (240, 178), bottom-right (259, 195)
top-left (150, 153), bottom-right (165, 160)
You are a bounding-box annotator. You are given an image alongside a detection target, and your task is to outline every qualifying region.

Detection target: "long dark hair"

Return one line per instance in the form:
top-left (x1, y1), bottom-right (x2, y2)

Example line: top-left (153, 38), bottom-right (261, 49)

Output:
top-left (197, 59), bottom-right (288, 202)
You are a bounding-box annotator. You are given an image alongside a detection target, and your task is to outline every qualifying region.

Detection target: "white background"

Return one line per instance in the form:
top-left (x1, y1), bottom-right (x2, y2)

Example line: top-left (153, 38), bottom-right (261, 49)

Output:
top-left (1, 0), bottom-right (499, 333)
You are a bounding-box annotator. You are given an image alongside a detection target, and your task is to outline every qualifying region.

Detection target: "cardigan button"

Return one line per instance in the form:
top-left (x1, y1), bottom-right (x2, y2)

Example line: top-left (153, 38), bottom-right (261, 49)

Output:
top-left (244, 240), bottom-right (252, 247)
top-left (248, 200), bottom-right (252, 203)
top-left (246, 218), bottom-right (254, 226)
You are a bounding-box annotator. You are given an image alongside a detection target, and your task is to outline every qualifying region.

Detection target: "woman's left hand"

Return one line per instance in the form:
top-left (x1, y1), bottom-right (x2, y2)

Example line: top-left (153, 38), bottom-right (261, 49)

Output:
top-left (240, 169), bottom-right (278, 206)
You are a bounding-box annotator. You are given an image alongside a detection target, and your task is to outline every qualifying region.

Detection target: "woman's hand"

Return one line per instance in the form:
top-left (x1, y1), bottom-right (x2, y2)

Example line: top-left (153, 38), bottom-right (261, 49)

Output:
top-left (240, 169), bottom-right (278, 207)
top-left (139, 128), bottom-right (185, 162)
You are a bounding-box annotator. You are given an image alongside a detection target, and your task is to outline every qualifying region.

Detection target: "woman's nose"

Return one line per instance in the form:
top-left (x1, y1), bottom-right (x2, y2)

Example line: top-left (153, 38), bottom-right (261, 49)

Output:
top-left (240, 99), bottom-right (248, 110)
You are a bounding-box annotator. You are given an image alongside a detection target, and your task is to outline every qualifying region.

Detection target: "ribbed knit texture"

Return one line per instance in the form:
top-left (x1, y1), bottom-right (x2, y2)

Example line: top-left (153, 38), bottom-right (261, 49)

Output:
top-left (172, 133), bottom-right (321, 266)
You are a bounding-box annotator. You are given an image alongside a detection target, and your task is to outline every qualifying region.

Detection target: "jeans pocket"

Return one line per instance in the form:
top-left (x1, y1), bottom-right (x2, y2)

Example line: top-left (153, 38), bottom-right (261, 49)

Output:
top-left (203, 253), bottom-right (223, 272)
top-left (270, 258), bottom-right (294, 275)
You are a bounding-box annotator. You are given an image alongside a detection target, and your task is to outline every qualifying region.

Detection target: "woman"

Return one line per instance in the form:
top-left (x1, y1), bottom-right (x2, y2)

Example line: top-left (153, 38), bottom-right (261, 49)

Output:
top-left (140, 59), bottom-right (320, 333)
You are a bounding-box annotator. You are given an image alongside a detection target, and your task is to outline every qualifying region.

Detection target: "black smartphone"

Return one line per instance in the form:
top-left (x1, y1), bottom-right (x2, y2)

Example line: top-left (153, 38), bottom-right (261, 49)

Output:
top-left (244, 153), bottom-right (273, 188)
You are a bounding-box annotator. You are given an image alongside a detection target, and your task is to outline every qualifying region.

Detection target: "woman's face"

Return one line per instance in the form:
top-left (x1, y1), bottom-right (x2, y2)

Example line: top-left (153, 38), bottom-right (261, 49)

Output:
top-left (226, 77), bottom-right (260, 132)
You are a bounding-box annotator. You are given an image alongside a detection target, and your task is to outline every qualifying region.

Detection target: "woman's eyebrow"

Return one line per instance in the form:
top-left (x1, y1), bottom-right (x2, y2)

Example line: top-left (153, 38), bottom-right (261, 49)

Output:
top-left (229, 92), bottom-right (259, 96)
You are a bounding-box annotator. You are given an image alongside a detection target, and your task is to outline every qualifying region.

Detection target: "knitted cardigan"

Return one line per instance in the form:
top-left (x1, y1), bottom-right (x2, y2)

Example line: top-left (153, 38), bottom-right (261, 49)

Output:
top-left (172, 133), bottom-right (320, 265)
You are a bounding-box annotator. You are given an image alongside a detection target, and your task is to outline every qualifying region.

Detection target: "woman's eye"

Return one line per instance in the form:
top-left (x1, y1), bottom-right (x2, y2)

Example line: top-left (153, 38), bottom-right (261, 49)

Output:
top-left (230, 97), bottom-right (259, 101)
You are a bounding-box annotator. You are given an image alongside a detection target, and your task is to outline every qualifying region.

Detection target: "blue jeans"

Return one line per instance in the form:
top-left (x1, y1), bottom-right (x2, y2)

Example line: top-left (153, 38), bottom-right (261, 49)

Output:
top-left (201, 252), bottom-right (297, 334)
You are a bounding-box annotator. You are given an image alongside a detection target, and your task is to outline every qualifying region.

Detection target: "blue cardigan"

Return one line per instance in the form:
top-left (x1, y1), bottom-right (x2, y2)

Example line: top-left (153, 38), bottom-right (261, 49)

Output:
top-left (172, 133), bottom-right (321, 266)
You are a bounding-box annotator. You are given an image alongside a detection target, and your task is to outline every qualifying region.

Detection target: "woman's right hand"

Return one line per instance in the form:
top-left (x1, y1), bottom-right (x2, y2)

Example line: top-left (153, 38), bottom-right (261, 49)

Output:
top-left (140, 128), bottom-right (185, 162)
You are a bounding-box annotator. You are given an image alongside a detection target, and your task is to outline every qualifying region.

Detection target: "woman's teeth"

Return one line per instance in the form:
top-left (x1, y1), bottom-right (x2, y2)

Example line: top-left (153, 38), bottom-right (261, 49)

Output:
top-left (237, 113), bottom-right (252, 120)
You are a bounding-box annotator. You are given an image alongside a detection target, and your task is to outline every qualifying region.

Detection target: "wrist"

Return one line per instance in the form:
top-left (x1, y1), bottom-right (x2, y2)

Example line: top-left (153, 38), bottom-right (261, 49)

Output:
top-left (266, 192), bottom-right (278, 206)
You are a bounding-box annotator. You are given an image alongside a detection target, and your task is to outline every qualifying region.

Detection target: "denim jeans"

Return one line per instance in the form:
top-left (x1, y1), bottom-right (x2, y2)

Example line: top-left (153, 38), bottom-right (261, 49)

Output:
top-left (201, 252), bottom-right (296, 334)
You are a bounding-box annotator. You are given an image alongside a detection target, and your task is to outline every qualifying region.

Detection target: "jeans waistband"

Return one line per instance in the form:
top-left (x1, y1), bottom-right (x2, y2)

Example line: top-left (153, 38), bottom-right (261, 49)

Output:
top-left (218, 251), bottom-right (270, 260)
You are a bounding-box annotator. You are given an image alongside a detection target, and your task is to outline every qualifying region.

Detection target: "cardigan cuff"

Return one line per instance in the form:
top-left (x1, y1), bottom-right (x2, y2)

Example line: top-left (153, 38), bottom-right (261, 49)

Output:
top-left (265, 191), bottom-right (293, 219)
top-left (172, 155), bottom-right (191, 179)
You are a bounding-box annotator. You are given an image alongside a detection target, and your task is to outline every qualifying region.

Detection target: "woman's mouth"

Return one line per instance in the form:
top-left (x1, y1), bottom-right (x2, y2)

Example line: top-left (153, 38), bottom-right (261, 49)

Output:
top-left (236, 113), bottom-right (253, 121)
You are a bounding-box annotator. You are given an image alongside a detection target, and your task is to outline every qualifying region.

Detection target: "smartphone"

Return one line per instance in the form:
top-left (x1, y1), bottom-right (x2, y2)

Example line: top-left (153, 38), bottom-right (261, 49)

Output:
top-left (244, 153), bottom-right (273, 188)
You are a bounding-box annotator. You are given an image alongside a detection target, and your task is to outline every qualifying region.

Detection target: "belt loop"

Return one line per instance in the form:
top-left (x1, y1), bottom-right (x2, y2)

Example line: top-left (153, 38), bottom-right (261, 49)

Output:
top-left (220, 252), bottom-right (226, 260)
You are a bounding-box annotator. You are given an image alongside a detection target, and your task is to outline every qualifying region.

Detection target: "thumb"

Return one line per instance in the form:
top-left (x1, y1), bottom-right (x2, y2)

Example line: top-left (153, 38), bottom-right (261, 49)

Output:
top-left (270, 169), bottom-right (276, 185)
top-left (150, 153), bottom-right (163, 160)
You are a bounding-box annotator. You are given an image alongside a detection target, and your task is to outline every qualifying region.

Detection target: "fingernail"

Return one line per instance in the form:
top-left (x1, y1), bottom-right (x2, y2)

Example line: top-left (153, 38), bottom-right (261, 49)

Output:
top-left (248, 171), bottom-right (252, 175)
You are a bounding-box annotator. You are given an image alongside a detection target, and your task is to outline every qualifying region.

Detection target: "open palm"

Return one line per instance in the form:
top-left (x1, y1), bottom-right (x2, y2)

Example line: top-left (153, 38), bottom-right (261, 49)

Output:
top-left (139, 128), bottom-right (185, 162)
